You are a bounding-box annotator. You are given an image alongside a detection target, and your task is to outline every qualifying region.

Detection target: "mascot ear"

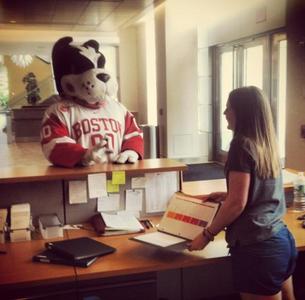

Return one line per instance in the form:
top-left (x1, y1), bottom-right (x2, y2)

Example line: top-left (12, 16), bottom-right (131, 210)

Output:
top-left (83, 40), bottom-right (99, 51)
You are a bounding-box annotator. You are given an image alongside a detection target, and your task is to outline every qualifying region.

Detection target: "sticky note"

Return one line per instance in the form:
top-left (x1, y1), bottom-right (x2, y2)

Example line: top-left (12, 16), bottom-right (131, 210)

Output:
top-left (107, 180), bottom-right (120, 193)
top-left (112, 171), bottom-right (126, 185)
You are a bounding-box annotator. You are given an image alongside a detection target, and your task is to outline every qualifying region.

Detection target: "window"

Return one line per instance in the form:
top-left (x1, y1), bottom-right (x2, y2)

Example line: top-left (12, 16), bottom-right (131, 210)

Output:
top-left (0, 57), bottom-right (9, 110)
top-left (213, 32), bottom-right (286, 164)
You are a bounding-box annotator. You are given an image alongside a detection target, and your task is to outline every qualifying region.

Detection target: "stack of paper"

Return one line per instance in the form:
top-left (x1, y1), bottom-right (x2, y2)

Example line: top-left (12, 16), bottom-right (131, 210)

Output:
top-left (92, 213), bottom-right (145, 236)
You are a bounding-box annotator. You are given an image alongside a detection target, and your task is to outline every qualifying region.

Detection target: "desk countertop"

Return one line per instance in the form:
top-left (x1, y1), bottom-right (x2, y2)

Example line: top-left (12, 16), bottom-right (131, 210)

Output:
top-left (1, 210), bottom-right (304, 291)
top-left (0, 158), bottom-right (188, 184)
top-left (0, 216), bottom-right (229, 289)
top-left (181, 170), bottom-right (296, 196)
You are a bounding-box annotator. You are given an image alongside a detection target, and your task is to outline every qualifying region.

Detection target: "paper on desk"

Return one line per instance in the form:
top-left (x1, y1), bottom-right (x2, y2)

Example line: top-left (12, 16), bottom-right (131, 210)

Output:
top-left (88, 173), bottom-right (107, 198)
top-left (101, 212), bottom-right (143, 230)
top-left (282, 169), bottom-right (299, 184)
top-left (145, 172), bottom-right (178, 213)
top-left (97, 194), bottom-right (120, 211)
top-left (117, 210), bottom-right (140, 218)
top-left (132, 232), bottom-right (186, 247)
top-left (125, 189), bottom-right (143, 211)
top-left (69, 180), bottom-right (87, 204)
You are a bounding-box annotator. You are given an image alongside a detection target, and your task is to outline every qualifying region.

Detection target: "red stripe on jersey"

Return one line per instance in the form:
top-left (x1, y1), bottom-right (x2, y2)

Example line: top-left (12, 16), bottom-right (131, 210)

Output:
top-left (122, 111), bottom-right (144, 159)
top-left (41, 113), bottom-right (70, 144)
top-left (49, 143), bottom-right (87, 168)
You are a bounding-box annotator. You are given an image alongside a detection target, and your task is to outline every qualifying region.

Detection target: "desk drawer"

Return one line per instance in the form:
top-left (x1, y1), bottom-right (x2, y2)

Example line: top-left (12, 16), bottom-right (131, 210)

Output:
top-left (78, 272), bottom-right (157, 300)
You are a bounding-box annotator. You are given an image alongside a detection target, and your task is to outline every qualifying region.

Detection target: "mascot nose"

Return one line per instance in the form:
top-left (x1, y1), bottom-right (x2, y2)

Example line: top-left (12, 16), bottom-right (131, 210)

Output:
top-left (97, 73), bottom-right (110, 83)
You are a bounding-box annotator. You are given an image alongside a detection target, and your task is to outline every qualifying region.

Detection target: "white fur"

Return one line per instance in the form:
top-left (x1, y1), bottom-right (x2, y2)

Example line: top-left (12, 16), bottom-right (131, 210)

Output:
top-left (61, 68), bottom-right (118, 104)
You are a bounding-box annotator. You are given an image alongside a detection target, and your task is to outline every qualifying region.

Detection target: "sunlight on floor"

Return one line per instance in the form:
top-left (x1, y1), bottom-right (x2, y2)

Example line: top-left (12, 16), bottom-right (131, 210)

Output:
top-left (0, 113), bottom-right (49, 167)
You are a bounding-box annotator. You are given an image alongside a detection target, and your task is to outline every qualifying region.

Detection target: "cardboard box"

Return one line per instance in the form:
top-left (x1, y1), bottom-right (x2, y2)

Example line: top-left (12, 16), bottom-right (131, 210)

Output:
top-left (10, 203), bottom-right (30, 230)
top-left (38, 214), bottom-right (63, 239)
top-left (10, 228), bottom-right (31, 242)
top-left (0, 208), bottom-right (8, 228)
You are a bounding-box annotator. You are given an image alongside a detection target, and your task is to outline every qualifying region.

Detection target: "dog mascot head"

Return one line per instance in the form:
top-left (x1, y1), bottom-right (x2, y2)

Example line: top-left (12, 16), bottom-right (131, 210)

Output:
top-left (52, 36), bottom-right (118, 105)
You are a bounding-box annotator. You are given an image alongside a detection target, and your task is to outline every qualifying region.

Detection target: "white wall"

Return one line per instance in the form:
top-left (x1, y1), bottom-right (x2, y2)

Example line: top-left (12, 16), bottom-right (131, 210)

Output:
top-left (153, 0), bottom-right (286, 162)
top-left (207, 0), bottom-right (286, 46)
top-left (118, 27), bottom-right (139, 113)
top-left (136, 23), bottom-right (149, 125)
top-left (163, 0), bottom-right (210, 162)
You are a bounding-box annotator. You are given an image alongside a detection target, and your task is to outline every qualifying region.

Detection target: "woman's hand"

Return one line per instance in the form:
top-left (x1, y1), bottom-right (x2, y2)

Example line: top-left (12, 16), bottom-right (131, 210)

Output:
top-left (187, 233), bottom-right (210, 251)
top-left (202, 192), bottom-right (227, 203)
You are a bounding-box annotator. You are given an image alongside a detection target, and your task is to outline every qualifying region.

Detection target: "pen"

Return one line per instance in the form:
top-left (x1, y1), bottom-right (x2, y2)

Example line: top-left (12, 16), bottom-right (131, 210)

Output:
top-left (141, 220), bottom-right (150, 229)
top-left (144, 221), bottom-right (150, 229)
top-left (149, 220), bottom-right (155, 228)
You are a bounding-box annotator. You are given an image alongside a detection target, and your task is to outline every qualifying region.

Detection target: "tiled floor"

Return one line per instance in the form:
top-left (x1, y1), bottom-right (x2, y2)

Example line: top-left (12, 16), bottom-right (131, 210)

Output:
top-left (0, 113), bottom-right (49, 167)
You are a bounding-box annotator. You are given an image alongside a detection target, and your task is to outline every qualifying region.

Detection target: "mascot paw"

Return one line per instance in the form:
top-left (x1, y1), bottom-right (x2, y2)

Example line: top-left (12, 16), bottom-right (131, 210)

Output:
top-left (81, 139), bottom-right (113, 166)
top-left (113, 150), bottom-right (139, 164)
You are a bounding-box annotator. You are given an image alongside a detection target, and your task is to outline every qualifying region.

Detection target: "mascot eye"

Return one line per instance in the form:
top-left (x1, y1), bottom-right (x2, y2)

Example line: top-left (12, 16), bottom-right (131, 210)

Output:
top-left (97, 73), bottom-right (110, 83)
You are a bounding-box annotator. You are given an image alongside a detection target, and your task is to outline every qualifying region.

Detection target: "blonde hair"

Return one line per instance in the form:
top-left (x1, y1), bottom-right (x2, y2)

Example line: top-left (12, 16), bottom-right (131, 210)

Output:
top-left (228, 86), bottom-right (281, 179)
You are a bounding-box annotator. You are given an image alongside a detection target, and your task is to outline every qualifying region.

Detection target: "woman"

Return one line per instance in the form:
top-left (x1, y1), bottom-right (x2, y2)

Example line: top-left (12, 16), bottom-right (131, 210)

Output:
top-left (187, 86), bottom-right (298, 300)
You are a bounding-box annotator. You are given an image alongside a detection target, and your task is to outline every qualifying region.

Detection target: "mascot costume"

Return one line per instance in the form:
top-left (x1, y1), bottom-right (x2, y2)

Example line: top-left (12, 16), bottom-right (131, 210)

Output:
top-left (41, 37), bottom-right (144, 168)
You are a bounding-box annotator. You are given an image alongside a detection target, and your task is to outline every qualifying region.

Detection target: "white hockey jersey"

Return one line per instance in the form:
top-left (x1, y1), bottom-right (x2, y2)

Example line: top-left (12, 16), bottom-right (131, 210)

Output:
top-left (41, 97), bottom-right (144, 168)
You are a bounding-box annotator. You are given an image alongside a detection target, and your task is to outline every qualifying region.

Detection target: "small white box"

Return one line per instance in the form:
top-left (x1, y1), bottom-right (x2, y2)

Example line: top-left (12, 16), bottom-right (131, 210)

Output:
top-left (0, 209), bottom-right (8, 228)
top-left (10, 203), bottom-right (30, 230)
top-left (38, 214), bottom-right (63, 239)
top-left (10, 228), bottom-right (31, 242)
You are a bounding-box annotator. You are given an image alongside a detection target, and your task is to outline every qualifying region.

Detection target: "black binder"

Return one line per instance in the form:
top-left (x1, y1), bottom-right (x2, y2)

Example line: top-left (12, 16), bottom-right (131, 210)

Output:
top-left (33, 249), bottom-right (98, 268)
top-left (45, 237), bottom-right (116, 260)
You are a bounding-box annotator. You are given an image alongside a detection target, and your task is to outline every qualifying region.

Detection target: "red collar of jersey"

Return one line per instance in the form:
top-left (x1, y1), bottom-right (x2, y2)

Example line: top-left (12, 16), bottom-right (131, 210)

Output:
top-left (60, 94), bottom-right (106, 109)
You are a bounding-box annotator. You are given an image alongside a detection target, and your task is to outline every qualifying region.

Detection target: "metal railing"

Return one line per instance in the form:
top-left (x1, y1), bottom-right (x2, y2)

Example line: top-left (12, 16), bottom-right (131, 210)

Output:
top-left (7, 76), bottom-right (55, 109)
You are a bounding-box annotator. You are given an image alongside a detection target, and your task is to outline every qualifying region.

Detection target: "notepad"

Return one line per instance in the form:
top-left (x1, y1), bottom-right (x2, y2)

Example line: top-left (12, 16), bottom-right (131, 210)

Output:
top-left (45, 237), bottom-right (116, 260)
top-left (131, 192), bottom-right (220, 251)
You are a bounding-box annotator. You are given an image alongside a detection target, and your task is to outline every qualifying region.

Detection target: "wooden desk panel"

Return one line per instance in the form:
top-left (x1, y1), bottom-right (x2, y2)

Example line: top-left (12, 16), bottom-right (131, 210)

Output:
top-left (181, 179), bottom-right (227, 196)
top-left (182, 178), bottom-right (293, 196)
top-left (283, 210), bottom-right (305, 251)
top-left (0, 232), bottom-right (76, 290)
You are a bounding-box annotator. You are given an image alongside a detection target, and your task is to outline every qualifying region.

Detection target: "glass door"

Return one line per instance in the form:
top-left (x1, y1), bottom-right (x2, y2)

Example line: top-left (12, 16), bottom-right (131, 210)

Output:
top-left (271, 33), bottom-right (287, 166)
top-left (215, 46), bottom-right (234, 163)
top-left (214, 36), bottom-right (269, 164)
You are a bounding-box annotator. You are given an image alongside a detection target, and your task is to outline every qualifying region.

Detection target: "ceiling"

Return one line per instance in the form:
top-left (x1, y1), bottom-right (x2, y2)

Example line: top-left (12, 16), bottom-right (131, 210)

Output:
top-left (0, 0), bottom-right (163, 32)
top-left (0, 0), bottom-right (165, 55)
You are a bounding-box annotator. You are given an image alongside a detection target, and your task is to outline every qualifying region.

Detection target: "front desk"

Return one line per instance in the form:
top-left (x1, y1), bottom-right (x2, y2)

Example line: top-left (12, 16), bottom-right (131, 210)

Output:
top-left (0, 160), bottom-right (304, 300)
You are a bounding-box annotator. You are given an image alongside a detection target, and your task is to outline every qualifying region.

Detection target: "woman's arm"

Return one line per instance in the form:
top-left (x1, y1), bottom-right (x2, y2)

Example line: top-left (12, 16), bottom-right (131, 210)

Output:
top-left (187, 171), bottom-right (250, 251)
top-left (201, 192), bottom-right (227, 203)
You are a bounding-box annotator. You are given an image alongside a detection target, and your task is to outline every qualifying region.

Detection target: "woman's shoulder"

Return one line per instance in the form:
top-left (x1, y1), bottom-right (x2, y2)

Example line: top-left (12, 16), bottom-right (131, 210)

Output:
top-left (230, 135), bottom-right (254, 159)
top-left (231, 134), bottom-right (248, 148)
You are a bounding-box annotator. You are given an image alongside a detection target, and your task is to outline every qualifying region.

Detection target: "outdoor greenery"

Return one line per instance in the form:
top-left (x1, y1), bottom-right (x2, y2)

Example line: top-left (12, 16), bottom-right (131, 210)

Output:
top-left (0, 68), bottom-right (8, 109)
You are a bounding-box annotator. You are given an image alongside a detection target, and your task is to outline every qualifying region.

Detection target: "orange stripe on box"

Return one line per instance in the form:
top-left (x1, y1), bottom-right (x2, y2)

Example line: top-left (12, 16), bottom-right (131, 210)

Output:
top-left (167, 211), bottom-right (176, 219)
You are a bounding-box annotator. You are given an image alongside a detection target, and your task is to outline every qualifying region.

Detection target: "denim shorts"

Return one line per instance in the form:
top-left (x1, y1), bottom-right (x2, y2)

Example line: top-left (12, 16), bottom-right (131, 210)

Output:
top-left (230, 225), bottom-right (298, 296)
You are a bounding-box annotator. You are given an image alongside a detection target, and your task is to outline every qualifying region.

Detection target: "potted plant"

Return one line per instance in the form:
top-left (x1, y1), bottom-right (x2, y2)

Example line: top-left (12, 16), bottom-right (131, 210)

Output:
top-left (22, 72), bottom-right (41, 105)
